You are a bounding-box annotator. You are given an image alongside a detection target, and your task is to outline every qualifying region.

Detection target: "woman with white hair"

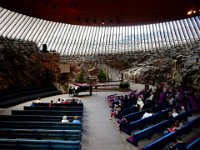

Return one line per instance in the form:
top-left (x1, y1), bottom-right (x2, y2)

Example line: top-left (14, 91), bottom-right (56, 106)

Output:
top-left (61, 115), bottom-right (70, 123)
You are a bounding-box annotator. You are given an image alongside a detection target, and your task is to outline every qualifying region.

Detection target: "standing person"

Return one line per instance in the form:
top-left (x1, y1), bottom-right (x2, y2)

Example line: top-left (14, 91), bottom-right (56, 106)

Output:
top-left (135, 97), bottom-right (144, 111)
top-left (69, 86), bottom-right (72, 97)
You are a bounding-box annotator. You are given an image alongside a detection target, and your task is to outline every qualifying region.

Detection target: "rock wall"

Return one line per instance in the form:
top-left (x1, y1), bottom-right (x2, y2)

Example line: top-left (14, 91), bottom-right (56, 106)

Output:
top-left (0, 37), bottom-right (60, 91)
top-left (64, 41), bottom-right (200, 89)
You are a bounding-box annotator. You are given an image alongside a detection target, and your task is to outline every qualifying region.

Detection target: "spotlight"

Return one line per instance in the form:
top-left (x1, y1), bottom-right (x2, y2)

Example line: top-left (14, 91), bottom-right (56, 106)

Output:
top-left (187, 10), bottom-right (192, 15)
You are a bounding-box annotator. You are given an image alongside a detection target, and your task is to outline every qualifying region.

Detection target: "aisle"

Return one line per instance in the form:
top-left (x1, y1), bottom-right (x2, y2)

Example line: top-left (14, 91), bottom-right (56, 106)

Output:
top-left (80, 91), bottom-right (131, 150)
top-left (0, 90), bottom-right (137, 150)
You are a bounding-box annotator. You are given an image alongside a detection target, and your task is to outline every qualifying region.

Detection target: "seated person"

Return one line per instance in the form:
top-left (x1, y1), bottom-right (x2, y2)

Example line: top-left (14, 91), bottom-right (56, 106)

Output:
top-left (48, 100), bottom-right (54, 108)
top-left (110, 104), bottom-right (121, 119)
top-left (172, 108), bottom-right (179, 117)
top-left (34, 97), bottom-right (42, 103)
top-left (63, 99), bottom-right (70, 104)
top-left (165, 111), bottom-right (173, 120)
top-left (163, 120), bottom-right (182, 135)
top-left (56, 98), bottom-right (61, 103)
top-left (61, 115), bottom-right (70, 123)
top-left (167, 95), bottom-right (175, 106)
top-left (173, 136), bottom-right (186, 150)
top-left (179, 106), bottom-right (186, 113)
top-left (72, 116), bottom-right (81, 124)
top-left (119, 117), bottom-right (129, 131)
top-left (142, 109), bottom-right (153, 119)
top-left (31, 102), bottom-right (36, 107)
top-left (71, 99), bottom-right (77, 104)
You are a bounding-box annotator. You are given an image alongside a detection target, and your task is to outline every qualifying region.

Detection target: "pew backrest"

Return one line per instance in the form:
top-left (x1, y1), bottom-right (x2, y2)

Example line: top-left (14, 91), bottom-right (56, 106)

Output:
top-left (0, 139), bottom-right (81, 150)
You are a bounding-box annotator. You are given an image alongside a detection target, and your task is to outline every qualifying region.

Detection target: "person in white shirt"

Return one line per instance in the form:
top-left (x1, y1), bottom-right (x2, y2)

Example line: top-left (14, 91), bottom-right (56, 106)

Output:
top-left (146, 92), bottom-right (154, 103)
top-left (135, 97), bottom-right (144, 111)
top-left (172, 108), bottom-right (179, 117)
top-left (142, 109), bottom-right (153, 119)
top-left (61, 115), bottom-right (70, 123)
top-left (34, 97), bottom-right (42, 103)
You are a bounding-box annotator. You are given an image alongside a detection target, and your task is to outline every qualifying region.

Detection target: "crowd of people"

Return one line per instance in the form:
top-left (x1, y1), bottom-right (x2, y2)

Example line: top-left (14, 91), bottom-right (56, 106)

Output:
top-left (31, 97), bottom-right (82, 107)
top-left (110, 82), bottom-right (199, 121)
top-left (108, 83), bottom-right (200, 149)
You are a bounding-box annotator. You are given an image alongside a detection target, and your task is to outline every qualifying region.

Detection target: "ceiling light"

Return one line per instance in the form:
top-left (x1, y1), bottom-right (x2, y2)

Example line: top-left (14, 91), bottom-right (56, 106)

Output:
top-left (193, 10), bottom-right (196, 13)
top-left (187, 10), bottom-right (192, 15)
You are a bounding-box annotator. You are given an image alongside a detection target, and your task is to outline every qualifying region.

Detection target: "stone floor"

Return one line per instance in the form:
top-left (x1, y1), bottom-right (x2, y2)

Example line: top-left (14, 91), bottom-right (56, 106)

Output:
top-left (0, 86), bottom-right (199, 150)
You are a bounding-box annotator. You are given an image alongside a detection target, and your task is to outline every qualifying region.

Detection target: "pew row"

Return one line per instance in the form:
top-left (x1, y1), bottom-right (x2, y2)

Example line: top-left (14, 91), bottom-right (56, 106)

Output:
top-left (0, 139), bottom-right (81, 150)
top-left (24, 106), bottom-right (83, 111)
top-left (32, 103), bottom-right (83, 107)
top-left (117, 102), bottom-right (155, 119)
top-left (141, 116), bottom-right (200, 150)
top-left (0, 115), bottom-right (82, 122)
top-left (121, 104), bottom-right (169, 123)
top-left (0, 129), bottom-right (81, 141)
top-left (12, 110), bottom-right (83, 116)
top-left (121, 108), bottom-right (172, 135)
top-left (127, 110), bottom-right (192, 146)
top-left (0, 121), bottom-right (81, 130)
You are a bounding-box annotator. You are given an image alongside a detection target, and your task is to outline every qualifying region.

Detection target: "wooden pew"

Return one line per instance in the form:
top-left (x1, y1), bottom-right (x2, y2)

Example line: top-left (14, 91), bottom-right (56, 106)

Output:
top-left (127, 110), bottom-right (192, 146)
top-left (0, 115), bottom-right (82, 122)
top-left (141, 116), bottom-right (200, 150)
top-left (121, 108), bottom-right (172, 135)
top-left (117, 107), bottom-right (138, 119)
top-left (12, 110), bottom-right (83, 116)
top-left (0, 139), bottom-right (81, 150)
top-left (32, 103), bottom-right (83, 107)
top-left (122, 104), bottom-right (169, 123)
top-left (24, 106), bottom-right (83, 111)
top-left (0, 128), bottom-right (81, 141)
top-left (0, 121), bottom-right (81, 130)
top-left (186, 136), bottom-right (200, 150)
top-left (117, 102), bottom-right (155, 119)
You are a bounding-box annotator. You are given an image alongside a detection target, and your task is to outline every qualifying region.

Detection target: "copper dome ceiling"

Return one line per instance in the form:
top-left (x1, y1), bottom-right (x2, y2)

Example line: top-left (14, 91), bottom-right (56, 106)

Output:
top-left (0, 0), bottom-right (199, 26)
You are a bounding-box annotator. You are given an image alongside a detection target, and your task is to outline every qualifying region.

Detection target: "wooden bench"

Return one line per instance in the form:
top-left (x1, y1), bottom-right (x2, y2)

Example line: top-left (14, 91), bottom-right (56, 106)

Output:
top-left (12, 110), bottom-right (83, 116)
top-left (141, 116), bottom-right (200, 150)
top-left (0, 128), bottom-right (81, 141)
top-left (122, 108), bottom-right (172, 135)
top-left (0, 115), bottom-right (82, 122)
top-left (24, 106), bottom-right (83, 111)
top-left (0, 86), bottom-right (61, 108)
top-left (0, 121), bottom-right (82, 130)
top-left (0, 139), bottom-right (81, 150)
top-left (32, 103), bottom-right (83, 107)
top-left (122, 104), bottom-right (169, 123)
top-left (127, 110), bottom-right (192, 146)
top-left (117, 107), bottom-right (138, 119)
top-left (117, 102), bottom-right (156, 119)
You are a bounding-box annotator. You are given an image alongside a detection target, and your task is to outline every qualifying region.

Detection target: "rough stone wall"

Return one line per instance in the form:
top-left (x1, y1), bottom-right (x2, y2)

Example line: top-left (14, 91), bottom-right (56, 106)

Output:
top-left (63, 41), bottom-right (200, 89)
top-left (0, 37), bottom-right (60, 91)
top-left (31, 53), bottom-right (61, 82)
